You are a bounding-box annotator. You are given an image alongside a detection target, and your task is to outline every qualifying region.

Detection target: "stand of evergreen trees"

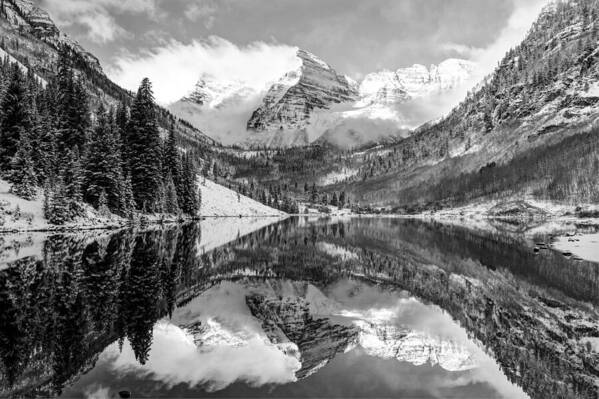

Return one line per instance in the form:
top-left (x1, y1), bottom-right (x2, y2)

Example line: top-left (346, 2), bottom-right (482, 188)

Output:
top-left (0, 51), bottom-right (200, 224)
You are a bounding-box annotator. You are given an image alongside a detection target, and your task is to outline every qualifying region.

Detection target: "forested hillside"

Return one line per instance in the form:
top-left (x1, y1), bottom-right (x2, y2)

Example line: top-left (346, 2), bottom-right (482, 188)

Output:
top-left (0, 0), bottom-right (298, 221)
top-left (342, 0), bottom-right (599, 208)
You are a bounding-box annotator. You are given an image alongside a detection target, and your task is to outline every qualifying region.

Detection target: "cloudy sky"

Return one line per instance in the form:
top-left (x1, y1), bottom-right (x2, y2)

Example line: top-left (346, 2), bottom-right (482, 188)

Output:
top-left (39, 0), bottom-right (548, 104)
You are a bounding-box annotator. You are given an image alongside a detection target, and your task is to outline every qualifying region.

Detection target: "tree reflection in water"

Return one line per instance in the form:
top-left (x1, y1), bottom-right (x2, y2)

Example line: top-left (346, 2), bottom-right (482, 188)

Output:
top-left (0, 217), bottom-right (597, 399)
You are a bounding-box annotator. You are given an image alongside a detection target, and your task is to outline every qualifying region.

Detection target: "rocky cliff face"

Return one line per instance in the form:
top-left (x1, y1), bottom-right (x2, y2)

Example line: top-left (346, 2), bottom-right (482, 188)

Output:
top-left (169, 47), bottom-right (477, 148)
top-left (244, 50), bottom-right (360, 146)
top-left (247, 50), bottom-right (359, 132)
top-left (244, 54), bottom-right (476, 148)
top-left (1, 0), bottom-right (101, 71)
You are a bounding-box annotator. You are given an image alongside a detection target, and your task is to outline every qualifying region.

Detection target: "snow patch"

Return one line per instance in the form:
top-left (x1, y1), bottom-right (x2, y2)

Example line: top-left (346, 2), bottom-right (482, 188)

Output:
top-left (199, 178), bottom-right (285, 217)
top-left (552, 233), bottom-right (599, 263)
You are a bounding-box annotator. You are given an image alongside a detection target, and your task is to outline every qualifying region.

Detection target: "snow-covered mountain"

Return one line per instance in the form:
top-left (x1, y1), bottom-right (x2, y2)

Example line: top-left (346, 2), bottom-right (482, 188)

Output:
top-left (312, 59), bottom-right (477, 148)
top-left (347, 0), bottom-right (599, 206)
top-left (358, 59), bottom-right (476, 107)
top-left (172, 281), bottom-right (477, 383)
top-left (244, 49), bottom-right (360, 147)
top-left (169, 50), bottom-right (478, 149)
top-left (182, 76), bottom-right (259, 109)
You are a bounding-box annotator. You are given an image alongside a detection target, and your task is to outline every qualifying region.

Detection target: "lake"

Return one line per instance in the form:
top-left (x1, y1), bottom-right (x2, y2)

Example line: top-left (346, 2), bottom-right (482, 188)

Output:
top-left (0, 217), bottom-right (598, 399)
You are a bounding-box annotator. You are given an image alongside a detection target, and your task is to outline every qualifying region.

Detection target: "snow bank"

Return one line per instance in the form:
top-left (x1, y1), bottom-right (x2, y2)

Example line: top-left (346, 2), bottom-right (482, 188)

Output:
top-left (1, 176), bottom-right (285, 232)
top-left (0, 179), bottom-right (125, 232)
top-left (199, 178), bottom-right (286, 217)
top-left (552, 233), bottom-right (599, 263)
top-left (0, 179), bottom-right (48, 231)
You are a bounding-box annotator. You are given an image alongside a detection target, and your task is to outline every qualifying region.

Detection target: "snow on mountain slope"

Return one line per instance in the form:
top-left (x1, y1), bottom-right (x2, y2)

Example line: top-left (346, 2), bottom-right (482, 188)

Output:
top-left (245, 49), bottom-right (360, 147)
top-left (199, 178), bottom-right (286, 217)
top-left (0, 47), bottom-right (47, 86)
top-left (170, 46), bottom-right (477, 148)
top-left (169, 55), bottom-right (304, 145)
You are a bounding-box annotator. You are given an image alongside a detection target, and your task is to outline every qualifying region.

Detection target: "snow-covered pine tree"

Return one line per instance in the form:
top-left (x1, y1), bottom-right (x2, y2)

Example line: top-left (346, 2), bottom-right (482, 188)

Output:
top-left (83, 105), bottom-right (128, 214)
top-left (43, 179), bottom-right (70, 225)
top-left (0, 65), bottom-right (30, 170)
top-left (61, 147), bottom-right (83, 202)
top-left (121, 172), bottom-right (136, 218)
top-left (55, 50), bottom-right (90, 154)
top-left (125, 78), bottom-right (162, 212)
top-left (8, 129), bottom-right (37, 200)
top-left (178, 154), bottom-right (199, 216)
top-left (164, 172), bottom-right (180, 214)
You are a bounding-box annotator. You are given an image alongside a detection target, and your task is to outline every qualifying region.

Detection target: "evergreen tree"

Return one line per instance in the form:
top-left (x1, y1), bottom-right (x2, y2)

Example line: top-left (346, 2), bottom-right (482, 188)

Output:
top-left (339, 191), bottom-right (347, 208)
top-left (97, 189), bottom-right (110, 216)
top-left (30, 99), bottom-right (57, 184)
top-left (164, 173), bottom-right (179, 214)
top-left (8, 130), bottom-right (37, 200)
top-left (178, 154), bottom-right (200, 216)
top-left (125, 78), bottom-right (162, 212)
top-left (331, 192), bottom-right (339, 207)
top-left (121, 173), bottom-right (136, 218)
top-left (310, 184), bottom-right (318, 203)
top-left (61, 147), bottom-right (83, 202)
top-left (163, 128), bottom-right (181, 178)
top-left (43, 180), bottom-right (70, 225)
top-left (55, 52), bottom-right (90, 153)
top-left (0, 65), bottom-right (30, 170)
top-left (83, 106), bottom-right (127, 214)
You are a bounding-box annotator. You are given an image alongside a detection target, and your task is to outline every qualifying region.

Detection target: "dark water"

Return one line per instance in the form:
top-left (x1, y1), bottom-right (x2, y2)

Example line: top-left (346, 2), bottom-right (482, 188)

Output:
top-left (0, 217), bottom-right (598, 399)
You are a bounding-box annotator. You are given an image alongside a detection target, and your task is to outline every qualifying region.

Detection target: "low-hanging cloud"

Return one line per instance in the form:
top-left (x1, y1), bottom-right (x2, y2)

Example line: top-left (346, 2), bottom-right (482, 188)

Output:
top-left (109, 36), bottom-right (300, 105)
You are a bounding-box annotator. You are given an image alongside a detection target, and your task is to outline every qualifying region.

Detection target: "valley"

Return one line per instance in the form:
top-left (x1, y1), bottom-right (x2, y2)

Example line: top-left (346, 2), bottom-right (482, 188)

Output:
top-left (1, 0), bottom-right (599, 227)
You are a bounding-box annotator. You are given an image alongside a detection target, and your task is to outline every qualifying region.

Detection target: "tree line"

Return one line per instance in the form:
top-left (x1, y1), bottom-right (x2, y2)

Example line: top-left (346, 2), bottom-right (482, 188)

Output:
top-left (0, 50), bottom-right (201, 224)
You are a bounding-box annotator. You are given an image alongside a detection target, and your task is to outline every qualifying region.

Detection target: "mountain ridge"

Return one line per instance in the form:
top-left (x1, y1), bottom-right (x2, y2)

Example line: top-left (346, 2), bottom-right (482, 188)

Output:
top-left (344, 0), bottom-right (599, 208)
top-left (170, 49), bottom-right (477, 148)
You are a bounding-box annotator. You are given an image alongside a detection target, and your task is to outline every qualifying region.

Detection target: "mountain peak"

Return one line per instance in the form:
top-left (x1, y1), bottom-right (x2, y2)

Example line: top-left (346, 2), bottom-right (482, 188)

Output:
top-left (1, 0), bottom-right (102, 71)
top-left (245, 48), bottom-right (359, 142)
top-left (297, 49), bottom-right (333, 71)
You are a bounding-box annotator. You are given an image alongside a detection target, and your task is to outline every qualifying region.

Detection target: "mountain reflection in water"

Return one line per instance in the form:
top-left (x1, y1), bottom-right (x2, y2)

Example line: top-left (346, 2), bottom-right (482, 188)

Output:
top-left (0, 217), bottom-right (598, 399)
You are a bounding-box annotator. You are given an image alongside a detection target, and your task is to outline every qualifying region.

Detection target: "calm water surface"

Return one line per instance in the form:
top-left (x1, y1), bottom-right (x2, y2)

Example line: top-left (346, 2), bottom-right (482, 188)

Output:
top-left (1, 217), bottom-right (598, 399)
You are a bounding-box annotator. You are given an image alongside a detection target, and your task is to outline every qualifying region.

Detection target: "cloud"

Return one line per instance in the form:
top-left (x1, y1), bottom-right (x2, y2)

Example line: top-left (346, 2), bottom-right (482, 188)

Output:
top-left (109, 36), bottom-right (300, 104)
top-left (184, 1), bottom-right (218, 29)
top-left (41, 0), bottom-right (157, 43)
top-left (105, 321), bottom-right (300, 392)
top-left (101, 283), bottom-right (301, 392)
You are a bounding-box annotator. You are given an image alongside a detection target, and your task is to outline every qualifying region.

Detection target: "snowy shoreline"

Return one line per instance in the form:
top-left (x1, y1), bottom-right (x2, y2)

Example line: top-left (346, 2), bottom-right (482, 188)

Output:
top-left (1, 177), bottom-right (287, 233)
